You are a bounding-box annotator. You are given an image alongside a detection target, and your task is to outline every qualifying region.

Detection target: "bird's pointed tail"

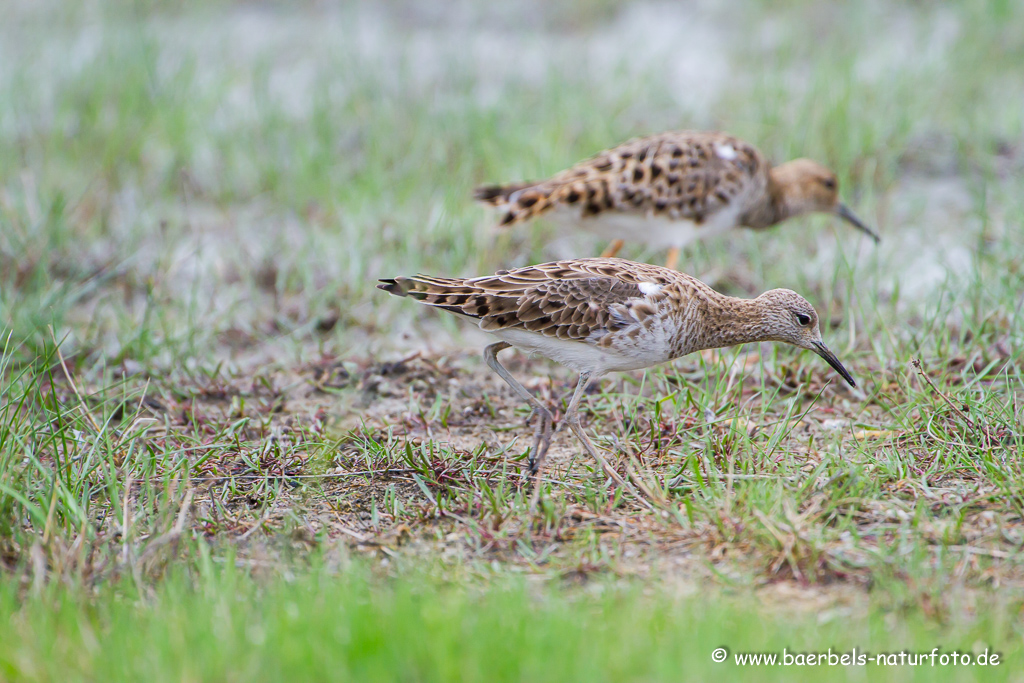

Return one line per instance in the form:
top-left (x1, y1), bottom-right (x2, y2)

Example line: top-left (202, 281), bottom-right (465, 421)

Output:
top-left (473, 181), bottom-right (562, 227)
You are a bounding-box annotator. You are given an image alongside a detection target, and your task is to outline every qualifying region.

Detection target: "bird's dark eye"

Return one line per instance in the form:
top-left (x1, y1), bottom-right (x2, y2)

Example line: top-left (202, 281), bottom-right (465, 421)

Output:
top-left (796, 313), bottom-right (811, 326)
top-left (822, 178), bottom-right (836, 190)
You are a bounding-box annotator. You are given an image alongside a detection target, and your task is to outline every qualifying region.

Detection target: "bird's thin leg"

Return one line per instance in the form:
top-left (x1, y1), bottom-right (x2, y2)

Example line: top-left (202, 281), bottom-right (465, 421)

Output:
top-left (664, 246), bottom-right (681, 271)
top-left (483, 342), bottom-right (553, 480)
top-left (563, 372), bottom-right (653, 510)
top-left (600, 239), bottom-right (625, 259)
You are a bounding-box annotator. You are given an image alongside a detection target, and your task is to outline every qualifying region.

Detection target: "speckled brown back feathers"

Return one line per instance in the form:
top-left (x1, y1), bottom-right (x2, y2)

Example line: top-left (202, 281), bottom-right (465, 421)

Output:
top-left (378, 258), bottom-right (708, 344)
top-left (475, 131), bottom-right (769, 227)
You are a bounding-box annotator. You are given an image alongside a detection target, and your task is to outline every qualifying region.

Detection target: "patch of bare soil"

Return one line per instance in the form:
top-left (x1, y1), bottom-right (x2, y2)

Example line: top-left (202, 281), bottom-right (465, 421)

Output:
top-left (65, 341), bottom-right (1013, 612)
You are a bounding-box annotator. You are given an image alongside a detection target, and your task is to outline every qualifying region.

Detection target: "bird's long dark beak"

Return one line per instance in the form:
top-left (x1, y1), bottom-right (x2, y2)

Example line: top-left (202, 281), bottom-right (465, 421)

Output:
top-left (835, 203), bottom-right (881, 244)
top-left (812, 342), bottom-right (856, 388)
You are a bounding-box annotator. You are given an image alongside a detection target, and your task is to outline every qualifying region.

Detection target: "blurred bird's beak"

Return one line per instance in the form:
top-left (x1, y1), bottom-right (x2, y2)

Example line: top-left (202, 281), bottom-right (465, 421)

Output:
top-left (835, 203), bottom-right (881, 243)
top-left (812, 342), bottom-right (856, 388)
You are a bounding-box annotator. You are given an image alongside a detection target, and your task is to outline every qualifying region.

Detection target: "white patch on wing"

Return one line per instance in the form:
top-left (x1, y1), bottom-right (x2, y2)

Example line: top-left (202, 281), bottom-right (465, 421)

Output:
top-left (715, 143), bottom-right (737, 160)
top-left (638, 281), bottom-right (662, 296)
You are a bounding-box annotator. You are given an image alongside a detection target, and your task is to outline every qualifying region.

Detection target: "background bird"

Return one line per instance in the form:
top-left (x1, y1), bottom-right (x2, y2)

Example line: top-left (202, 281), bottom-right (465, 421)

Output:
top-left (475, 131), bottom-right (879, 270)
top-left (379, 257), bottom-right (855, 506)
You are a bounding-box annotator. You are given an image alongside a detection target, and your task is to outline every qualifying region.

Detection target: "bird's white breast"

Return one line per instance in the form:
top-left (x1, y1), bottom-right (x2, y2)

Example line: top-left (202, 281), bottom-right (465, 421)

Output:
top-left (487, 326), bottom-right (673, 375)
top-left (485, 300), bottom-right (686, 375)
top-left (602, 308), bottom-right (684, 367)
top-left (549, 204), bottom-right (743, 249)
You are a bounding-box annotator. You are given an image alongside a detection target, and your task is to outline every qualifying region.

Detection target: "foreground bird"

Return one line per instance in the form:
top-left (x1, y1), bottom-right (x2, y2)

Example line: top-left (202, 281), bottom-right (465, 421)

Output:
top-left (475, 131), bottom-right (879, 270)
top-left (378, 258), bottom-right (855, 502)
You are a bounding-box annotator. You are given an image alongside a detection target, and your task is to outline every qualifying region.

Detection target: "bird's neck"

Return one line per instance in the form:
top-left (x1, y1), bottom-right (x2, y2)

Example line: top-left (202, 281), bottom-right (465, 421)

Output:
top-left (716, 296), bottom-right (773, 348)
top-left (679, 293), bottom-right (773, 354)
top-left (742, 168), bottom-right (795, 229)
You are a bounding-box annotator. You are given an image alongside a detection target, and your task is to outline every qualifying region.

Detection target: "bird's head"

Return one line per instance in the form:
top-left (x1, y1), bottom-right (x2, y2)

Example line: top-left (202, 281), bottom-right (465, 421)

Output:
top-left (755, 288), bottom-right (856, 387)
top-left (770, 159), bottom-right (879, 243)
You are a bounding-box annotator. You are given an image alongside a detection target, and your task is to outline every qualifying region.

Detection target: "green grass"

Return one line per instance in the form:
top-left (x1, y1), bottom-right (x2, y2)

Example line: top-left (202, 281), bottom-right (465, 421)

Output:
top-left (1, 0), bottom-right (1024, 678)
top-left (2, 560), bottom-right (1022, 683)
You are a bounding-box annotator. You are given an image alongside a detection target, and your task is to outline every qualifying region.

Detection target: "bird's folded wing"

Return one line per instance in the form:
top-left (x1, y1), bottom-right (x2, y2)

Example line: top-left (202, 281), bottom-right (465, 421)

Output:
top-left (392, 259), bottom-right (680, 342)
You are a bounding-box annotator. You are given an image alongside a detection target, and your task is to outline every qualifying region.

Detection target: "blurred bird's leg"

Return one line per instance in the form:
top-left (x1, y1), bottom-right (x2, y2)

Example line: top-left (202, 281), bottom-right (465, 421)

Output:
top-left (600, 239), bottom-right (625, 258)
top-left (664, 246), bottom-right (681, 271)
